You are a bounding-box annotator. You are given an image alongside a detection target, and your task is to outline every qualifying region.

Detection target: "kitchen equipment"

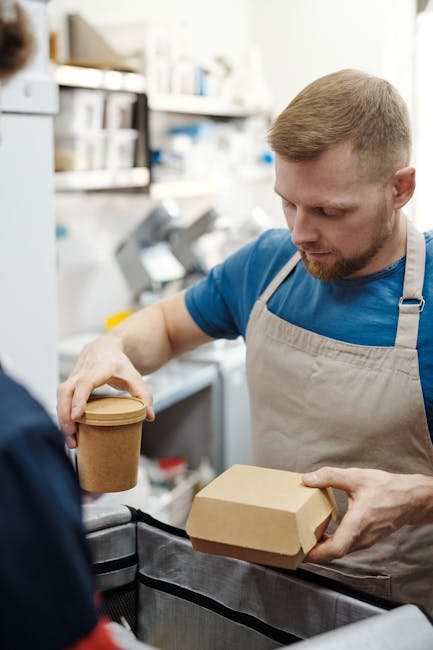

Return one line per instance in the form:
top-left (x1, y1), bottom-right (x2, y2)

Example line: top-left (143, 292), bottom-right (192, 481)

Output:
top-left (115, 200), bottom-right (220, 298)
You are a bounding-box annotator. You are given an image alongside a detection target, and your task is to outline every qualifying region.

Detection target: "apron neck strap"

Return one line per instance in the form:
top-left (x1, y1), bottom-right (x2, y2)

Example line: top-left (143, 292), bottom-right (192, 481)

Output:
top-left (395, 219), bottom-right (426, 349)
top-left (259, 220), bottom-right (425, 350)
top-left (259, 250), bottom-right (301, 304)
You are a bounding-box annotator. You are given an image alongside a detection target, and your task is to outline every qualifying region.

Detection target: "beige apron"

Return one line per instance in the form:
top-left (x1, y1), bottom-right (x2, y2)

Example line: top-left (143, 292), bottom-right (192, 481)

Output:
top-left (246, 220), bottom-right (433, 614)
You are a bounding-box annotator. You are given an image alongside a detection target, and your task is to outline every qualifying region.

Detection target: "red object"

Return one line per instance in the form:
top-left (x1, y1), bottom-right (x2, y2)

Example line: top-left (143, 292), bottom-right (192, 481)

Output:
top-left (157, 457), bottom-right (185, 470)
top-left (67, 617), bottom-right (121, 650)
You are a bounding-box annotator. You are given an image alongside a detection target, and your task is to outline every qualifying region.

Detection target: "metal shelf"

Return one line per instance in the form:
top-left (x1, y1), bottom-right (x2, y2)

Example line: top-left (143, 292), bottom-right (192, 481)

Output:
top-left (90, 361), bottom-right (217, 413)
top-left (54, 64), bottom-right (146, 93)
top-left (54, 167), bottom-right (150, 191)
top-left (148, 93), bottom-right (268, 117)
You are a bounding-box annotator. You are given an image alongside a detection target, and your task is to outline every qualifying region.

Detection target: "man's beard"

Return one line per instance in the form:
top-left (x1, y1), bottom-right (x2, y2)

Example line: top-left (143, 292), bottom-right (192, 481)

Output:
top-left (298, 206), bottom-right (393, 282)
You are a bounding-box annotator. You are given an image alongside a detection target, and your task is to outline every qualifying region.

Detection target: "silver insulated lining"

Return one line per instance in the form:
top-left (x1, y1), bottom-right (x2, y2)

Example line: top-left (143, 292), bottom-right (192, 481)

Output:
top-left (135, 520), bottom-right (385, 648)
top-left (84, 504), bottom-right (398, 649)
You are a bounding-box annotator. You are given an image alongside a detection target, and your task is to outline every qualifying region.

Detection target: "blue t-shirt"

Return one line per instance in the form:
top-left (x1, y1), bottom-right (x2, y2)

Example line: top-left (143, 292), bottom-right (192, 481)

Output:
top-left (185, 228), bottom-right (433, 441)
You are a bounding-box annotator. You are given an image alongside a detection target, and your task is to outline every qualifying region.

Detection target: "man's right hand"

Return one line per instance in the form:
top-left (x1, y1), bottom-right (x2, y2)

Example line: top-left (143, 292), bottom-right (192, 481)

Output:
top-left (57, 334), bottom-right (155, 449)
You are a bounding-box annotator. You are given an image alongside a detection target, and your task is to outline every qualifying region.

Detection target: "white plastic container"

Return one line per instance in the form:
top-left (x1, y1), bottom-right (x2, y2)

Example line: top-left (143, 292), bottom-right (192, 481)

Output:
top-left (105, 92), bottom-right (136, 130)
top-left (55, 88), bottom-right (106, 134)
top-left (105, 129), bottom-right (138, 169)
top-left (55, 132), bottom-right (106, 171)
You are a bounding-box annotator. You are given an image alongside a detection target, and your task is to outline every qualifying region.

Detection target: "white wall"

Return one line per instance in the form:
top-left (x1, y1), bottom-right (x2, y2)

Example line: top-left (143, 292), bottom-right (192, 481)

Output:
top-left (249, 0), bottom-right (416, 115)
top-left (248, 0), bottom-right (418, 223)
top-left (414, 11), bottom-right (433, 231)
top-left (48, 0), bottom-right (253, 66)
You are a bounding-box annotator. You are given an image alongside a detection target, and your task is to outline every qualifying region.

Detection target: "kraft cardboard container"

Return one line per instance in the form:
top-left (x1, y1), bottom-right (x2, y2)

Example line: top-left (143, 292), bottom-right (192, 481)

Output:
top-left (76, 396), bottom-right (146, 493)
top-left (186, 464), bottom-right (338, 570)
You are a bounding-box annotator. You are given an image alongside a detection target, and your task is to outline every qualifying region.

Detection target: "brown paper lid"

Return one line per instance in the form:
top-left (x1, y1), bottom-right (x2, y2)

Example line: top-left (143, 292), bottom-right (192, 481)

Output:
top-left (77, 396), bottom-right (146, 426)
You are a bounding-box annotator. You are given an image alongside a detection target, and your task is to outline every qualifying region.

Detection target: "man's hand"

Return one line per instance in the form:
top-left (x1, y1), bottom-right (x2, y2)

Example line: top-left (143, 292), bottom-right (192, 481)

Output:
top-left (57, 293), bottom-right (213, 449)
top-left (57, 334), bottom-right (155, 449)
top-left (302, 466), bottom-right (433, 562)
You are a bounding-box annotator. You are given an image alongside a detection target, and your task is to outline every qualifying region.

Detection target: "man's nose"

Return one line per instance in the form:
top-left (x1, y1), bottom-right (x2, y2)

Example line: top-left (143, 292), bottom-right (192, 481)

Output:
top-left (289, 209), bottom-right (319, 247)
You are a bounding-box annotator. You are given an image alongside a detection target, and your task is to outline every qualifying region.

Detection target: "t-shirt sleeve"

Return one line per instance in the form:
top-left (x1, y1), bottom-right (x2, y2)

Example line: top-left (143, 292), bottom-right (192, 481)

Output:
top-left (185, 229), bottom-right (296, 339)
top-left (0, 373), bottom-right (99, 650)
top-left (185, 247), bottom-right (251, 339)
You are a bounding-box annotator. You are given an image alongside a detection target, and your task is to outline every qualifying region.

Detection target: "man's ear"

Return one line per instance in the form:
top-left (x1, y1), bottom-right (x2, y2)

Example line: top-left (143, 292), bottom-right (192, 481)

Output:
top-left (392, 167), bottom-right (416, 210)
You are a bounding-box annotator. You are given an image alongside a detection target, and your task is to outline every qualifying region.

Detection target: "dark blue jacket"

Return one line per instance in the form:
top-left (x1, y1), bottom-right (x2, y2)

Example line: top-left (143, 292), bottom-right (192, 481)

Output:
top-left (0, 370), bottom-right (98, 649)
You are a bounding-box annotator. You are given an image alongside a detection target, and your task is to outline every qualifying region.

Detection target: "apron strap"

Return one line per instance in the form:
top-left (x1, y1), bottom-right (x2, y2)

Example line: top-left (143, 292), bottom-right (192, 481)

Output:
top-left (258, 220), bottom-right (425, 349)
top-left (259, 251), bottom-right (301, 304)
top-left (395, 220), bottom-right (426, 349)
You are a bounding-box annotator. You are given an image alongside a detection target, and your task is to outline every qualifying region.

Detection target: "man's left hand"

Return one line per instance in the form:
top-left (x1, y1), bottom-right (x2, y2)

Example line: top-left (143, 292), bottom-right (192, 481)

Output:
top-left (302, 466), bottom-right (432, 562)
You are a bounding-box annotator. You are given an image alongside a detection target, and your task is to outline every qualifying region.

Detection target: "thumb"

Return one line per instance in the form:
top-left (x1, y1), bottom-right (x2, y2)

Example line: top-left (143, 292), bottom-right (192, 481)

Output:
top-left (302, 466), bottom-right (354, 492)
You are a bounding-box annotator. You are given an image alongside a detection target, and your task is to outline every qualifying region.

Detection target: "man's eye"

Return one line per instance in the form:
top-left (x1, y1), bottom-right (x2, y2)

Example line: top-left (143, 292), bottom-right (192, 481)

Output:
top-left (317, 207), bottom-right (342, 217)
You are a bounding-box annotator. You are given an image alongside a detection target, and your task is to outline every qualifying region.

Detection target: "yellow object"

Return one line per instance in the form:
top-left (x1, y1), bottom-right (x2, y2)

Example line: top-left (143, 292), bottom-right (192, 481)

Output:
top-left (105, 310), bottom-right (133, 330)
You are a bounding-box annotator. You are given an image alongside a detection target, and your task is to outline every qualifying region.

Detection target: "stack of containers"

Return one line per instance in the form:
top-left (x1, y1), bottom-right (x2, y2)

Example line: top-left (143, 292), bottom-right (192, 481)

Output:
top-left (54, 88), bottom-right (138, 172)
top-left (104, 92), bottom-right (138, 169)
top-left (55, 88), bottom-right (106, 171)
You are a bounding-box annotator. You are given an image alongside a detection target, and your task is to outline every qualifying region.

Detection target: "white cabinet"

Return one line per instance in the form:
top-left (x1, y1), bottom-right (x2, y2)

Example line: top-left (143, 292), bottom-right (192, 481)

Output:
top-left (0, 0), bottom-right (58, 414)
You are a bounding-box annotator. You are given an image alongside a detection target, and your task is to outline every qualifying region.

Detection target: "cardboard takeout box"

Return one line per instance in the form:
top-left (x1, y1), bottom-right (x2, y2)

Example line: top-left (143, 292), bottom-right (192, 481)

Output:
top-left (186, 464), bottom-right (338, 570)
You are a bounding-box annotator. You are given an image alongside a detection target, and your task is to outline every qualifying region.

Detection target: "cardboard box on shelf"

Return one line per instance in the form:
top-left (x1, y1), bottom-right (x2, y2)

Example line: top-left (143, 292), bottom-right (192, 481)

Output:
top-left (186, 464), bottom-right (338, 570)
top-left (67, 14), bottom-right (140, 72)
top-left (55, 132), bottom-right (106, 171)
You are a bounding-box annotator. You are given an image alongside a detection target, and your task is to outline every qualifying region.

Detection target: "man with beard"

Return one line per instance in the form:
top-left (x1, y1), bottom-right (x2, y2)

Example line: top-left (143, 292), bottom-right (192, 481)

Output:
top-left (58, 69), bottom-right (433, 614)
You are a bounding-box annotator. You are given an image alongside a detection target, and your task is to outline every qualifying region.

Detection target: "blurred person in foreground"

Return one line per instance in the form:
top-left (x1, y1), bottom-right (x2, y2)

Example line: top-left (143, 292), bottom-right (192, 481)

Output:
top-left (58, 68), bottom-right (433, 611)
top-left (0, 2), bottom-right (148, 648)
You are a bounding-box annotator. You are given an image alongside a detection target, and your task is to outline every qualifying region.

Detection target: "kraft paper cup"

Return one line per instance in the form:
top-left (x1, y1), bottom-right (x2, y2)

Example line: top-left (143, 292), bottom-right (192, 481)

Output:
top-left (76, 396), bottom-right (146, 493)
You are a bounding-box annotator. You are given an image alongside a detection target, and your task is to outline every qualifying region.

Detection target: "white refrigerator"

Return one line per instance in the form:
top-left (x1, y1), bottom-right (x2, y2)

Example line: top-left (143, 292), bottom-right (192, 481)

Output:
top-left (0, 0), bottom-right (58, 414)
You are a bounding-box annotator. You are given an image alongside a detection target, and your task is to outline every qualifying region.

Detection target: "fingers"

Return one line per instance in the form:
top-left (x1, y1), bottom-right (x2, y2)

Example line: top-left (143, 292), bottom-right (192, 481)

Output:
top-left (57, 381), bottom-right (78, 441)
top-left (57, 375), bottom-right (96, 436)
top-left (302, 466), bottom-right (363, 562)
top-left (123, 373), bottom-right (155, 422)
top-left (302, 466), bottom-right (356, 492)
top-left (305, 507), bottom-right (362, 562)
top-left (57, 378), bottom-right (92, 450)
top-left (145, 405), bottom-right (155, 421)
top-left (70, 379), bottom-right (96, 421)
top-left (57, 364), bottom-right (156, 444)
top-left (65, 434), bottom-right (77, 450)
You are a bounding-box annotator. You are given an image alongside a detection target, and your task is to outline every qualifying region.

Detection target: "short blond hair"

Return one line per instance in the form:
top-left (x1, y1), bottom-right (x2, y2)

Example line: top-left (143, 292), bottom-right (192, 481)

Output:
top-left (268, 69), bottom-right (411, 180)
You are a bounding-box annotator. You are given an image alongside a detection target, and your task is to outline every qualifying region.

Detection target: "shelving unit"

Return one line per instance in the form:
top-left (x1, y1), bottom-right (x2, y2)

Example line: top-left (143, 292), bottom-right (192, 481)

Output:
top-left (54, 64), bottom-right (146, 93)
top-left (53, 64), bottom-right (270, 196)
top-left (54, 166), bottom-right (149, 191)
top-left (148, 101), bottom-right (270, 197)
top-left (149, 179), bottom-right (221, 199)
top-left (54, 64), bottom-right (149, 192)
top-left (149, 92), bottom-right (268, 117)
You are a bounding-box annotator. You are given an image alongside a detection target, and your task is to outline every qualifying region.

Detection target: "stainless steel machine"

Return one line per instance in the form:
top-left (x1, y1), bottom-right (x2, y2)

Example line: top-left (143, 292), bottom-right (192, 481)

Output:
top-left (115, 200), bottom-right (221, 300)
